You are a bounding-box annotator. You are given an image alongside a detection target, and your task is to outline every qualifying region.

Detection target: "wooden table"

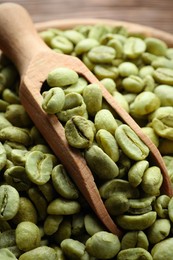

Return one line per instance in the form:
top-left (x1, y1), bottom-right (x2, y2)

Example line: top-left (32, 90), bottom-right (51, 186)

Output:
top-left (1, 0), bottom-right (173, 34)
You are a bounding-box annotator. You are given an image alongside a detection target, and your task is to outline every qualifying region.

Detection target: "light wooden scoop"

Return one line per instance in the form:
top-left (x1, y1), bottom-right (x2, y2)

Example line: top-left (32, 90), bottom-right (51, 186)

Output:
top-left (0, 3), bottom-right (172, 237)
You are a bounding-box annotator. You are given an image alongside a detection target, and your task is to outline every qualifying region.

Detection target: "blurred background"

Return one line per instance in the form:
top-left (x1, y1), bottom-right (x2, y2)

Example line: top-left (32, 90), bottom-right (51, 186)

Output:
top-left (0, 0), bottom-right (173, 34)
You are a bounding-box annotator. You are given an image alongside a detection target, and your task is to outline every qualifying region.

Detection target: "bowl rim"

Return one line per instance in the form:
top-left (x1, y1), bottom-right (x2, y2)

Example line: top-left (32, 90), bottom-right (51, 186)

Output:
top-left (35, 18), bottom-right (173, 46)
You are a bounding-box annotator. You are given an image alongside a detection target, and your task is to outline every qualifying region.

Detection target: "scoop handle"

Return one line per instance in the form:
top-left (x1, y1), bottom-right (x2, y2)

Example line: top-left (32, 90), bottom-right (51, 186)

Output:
top-left (0, 3), bottom-right (49, 75)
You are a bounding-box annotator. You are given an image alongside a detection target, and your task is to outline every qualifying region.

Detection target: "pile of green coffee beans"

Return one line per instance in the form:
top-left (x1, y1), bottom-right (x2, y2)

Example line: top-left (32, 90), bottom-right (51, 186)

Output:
top-left (0, 24), bottom-right (173, 260)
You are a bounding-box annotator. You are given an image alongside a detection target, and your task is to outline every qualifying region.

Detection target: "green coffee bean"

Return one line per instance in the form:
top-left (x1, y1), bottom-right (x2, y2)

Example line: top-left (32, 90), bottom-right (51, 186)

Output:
top-left (141, 166), bottom-right (163, 195)
top-left (116, 211), bottom-right (157, 230)
top-left (65, 116), bottom-right (95, 149)
top-left (142, 53), bottom-right (158, 67)
top-left (115, 124), bottom-right (149, 160)
top-left (63, 29), bottom-right (85, 45)
top-left (38, 182), bottom-right (56, 202)
top-left (154, 84), bottom-right (173, 106)
top-left (51, 164), bottom-right (79, 199)
top-left (61, 238), bottom-right (87, 259)
top-left (7, 246), bottom-right (22, 258)
top-left (42, 87), bottom-right (65, 114)
top-left (85, 231), bottom-right (121, 259)
top-left (145, 37), bottom-right (167, 56)
top-left (168, 196), bottom-right (173, 222)
top-left (85, 145), bottom-right (119, 180)
top-left (121, 231), bottom-right (149, 250)
top-left (122, 75), bottom-right (144, 93)
top-left (15, 221), bottom-right (41, 251)
top-left (50, 35), bottom-right (73, 54)
top-left (53, 218), bottom-right (72, 244)
top-left (53, 246), bottom-right (65, 260)
top-left (0, 248), bottom-right (17, 260)
top-left (72, 25), bottom-right (91, 36)
top-left (44, 215), bottom-right (63, 236)
top-left (153, 68), bottom-right (173, 85)
top-left (5, 104), bottom-right (32, 127)
top-left (0, 141), bottom-right (6, 170)
top-left (139, 65), bottom-right (155, 78)
top-left (154, 119), bottom-right (173, 150)
top-left (93, 64), bottom-right (119, 80)
top-left (107, 38), bottom-right (123, 58)
top-left (163, 156), bottom-right (173, 179)
top-left (19, 246), bottom-right (57, 260)
top-left (123, 37), bottom-right (146, 59)
top-left (84, 214), bottom-right (104, 236)
top-left (112, 91), bottom-right (130, 112)
top-left (0, 126), bottom-right (32, 146)
top-left (0, 113), bottom-right (12, 130)
top-left (88, 24), bottom-right (110, 40)
top-left (75, 38), bottom-right (99, 55)
top-left (0, 99), bottom-right (9, 111)
top-left (63, 77), bottom-right (88, 94)
top-left (0, 65), bottom-right (18, 89)
top-left (28, 187), bottom-right (47, 221)
top-left (0, 185), bottom-right (19, 221)
top-left (82, 53), bottom-right (95, 71)
top-left (117, 152), bottom-right (132, 178)
top-left (94, 109), bottom-right (118, 134)
top-left (0, 229), bottom-right (16, 248)
top-left (4, 159), bottom-right (14, 169)
top-left (10, 149), bottom-right (28, 166)
top-left (100, 78), bottom-right (116, 94)
top-left (30, 126), bottom-right (46, 145)
top-left (141, 127), bottom-right (159, 147)
top-left (47, 198), bottom-right (81, 215)
top-left (130, 92), bottom-right (160, 116)
top-left (96, 129), bottom-right (119, 162)
top-left (150, 107), bottom-right (173, 140)
top-left (128, 160), bottom-right (149, 187)
top-left (143, 75), bottom-right (156, 92)
top-left (151, 238), bottom-right (173, 260)
top-left (87, 45), bottom-right (116, 64)
top-left (100, 32), bottom-right (126, 45)
top-left (101, 99), bottom-right (118, 118)
top-left (152, 57), bottom-right (173, 69)
top-left (154, 195), bottom-right (170, 218)
top-left (4, 166), bottom-right (31, 191)
top-left (0, 219), bottom-right (11, 232)
top-left (47, 67), bottom-right (78, 87)
top-left (147, 219), bottom-right (171, 244)
top-left (83, 83), bottom-right (102, 117)
top-left (12, 197), bottom-right (37, 225)
top-left (30, 143), bottom-right (52, 154)
top-left (71, 213), bottom-right (85, 237)
top-left (25, 151), bottom-right (53, 185)
top-left (99, 179), bottom-right (139, 199)
top-left (4, 142), bottom-right (26, 161)
top-left (117, 248), bottom-right (152, 260)
top-left (57, 92), bottom-right (87, 122)
top-left (119, 62), bottom-right (138, 77)
top-left (2, 89), bottom-right (20, 104)
top-left (128, 196), bottom-right (156, 214)
top-left (39, 30), bottom-right (56, 46)
top-left (2, 142), bottom-right (13, 161)
top-left (105, 193), bottom-right (130, 216)
top-left (166, 48), bottom-right (173, 59)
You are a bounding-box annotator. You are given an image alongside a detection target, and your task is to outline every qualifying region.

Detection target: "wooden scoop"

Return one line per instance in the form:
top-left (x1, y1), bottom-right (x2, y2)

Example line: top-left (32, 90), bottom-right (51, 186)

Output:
top-left (0, 3), bottom-right (172, 237)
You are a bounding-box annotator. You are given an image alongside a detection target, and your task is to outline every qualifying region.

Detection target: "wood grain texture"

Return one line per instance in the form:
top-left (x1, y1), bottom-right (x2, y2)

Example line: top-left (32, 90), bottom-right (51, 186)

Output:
top-left (1, 0), bottom-right (173, 34)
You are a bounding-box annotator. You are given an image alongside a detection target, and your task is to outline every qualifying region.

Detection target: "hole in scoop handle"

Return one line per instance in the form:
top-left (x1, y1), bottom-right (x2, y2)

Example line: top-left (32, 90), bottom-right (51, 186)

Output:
top-left (0, 2), bottom-right (49, 75)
